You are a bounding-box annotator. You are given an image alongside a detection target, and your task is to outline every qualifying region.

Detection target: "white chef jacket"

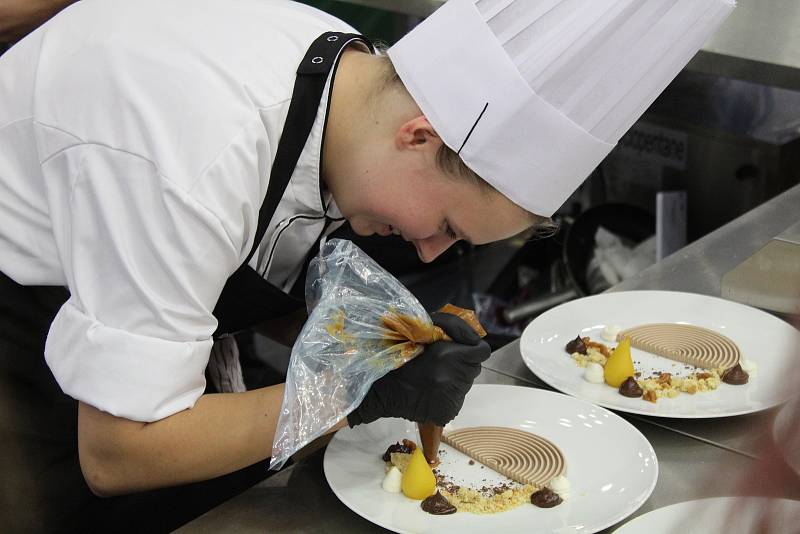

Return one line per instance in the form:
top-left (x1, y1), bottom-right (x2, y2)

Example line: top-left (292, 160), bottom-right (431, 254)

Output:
top-left (0, 0), bottom-right (357, 421)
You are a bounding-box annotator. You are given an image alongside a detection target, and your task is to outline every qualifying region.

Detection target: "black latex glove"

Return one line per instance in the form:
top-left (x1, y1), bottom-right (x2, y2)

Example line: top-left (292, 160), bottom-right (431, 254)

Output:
top-left (347, 312), bottom-right (491, 427)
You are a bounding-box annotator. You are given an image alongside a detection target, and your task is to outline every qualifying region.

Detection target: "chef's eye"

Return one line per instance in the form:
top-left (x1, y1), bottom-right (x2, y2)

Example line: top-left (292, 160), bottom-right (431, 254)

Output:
top-left (444, 223), bottom-right (458, 240)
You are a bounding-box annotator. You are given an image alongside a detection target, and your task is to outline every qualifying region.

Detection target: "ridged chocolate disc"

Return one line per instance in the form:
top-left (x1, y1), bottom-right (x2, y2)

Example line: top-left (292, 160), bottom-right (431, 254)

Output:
top-left (619, 323), bottom-right (740, 370)
top-left (442, 427), bottom-right (565, 486)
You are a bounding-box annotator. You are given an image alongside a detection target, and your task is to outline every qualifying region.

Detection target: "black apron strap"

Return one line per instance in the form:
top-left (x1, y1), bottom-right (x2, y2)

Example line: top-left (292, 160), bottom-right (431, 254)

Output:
top-left (213, 32), bottom-right (371, 336)
top-left (245, 31), bottom-right (370, 268)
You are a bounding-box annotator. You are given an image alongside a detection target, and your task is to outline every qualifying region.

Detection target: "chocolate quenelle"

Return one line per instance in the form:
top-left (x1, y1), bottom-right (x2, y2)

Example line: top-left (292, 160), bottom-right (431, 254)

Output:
top-left (531, 488), bottom-right (562, 508)
top-left (421, 491), bottom-right (457, 515)
top-left (722, 363), bottom-right (749, 385)
top-left (565, 335), bottom-right (587, 355)
top-left (381, 439), bottom-right (415, 462)
top-left (619, 376), bottom-right (644, 398)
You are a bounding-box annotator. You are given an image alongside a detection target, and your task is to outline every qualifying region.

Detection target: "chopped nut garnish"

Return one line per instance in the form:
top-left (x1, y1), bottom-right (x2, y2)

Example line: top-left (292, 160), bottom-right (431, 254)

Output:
top-left (584, 339), bottom-right (611, 357)
top-left (569, 336), bottom-right (725, 403)
top-left (402, 439), bottom-right (417, 451)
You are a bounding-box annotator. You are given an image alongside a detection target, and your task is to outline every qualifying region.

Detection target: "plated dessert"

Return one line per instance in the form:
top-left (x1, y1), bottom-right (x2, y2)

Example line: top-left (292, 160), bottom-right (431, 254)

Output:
top-left (324, 384), bottom-right (660, 533)
top-left (520, 291), bottom-right (794, 419)
top-left (379, 427), bottom-right (570, 515)
top-left (567, 323), bottom-right (757, 403)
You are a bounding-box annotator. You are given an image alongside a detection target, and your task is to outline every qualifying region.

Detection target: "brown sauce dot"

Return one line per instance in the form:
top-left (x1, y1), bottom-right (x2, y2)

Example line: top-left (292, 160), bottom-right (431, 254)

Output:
top-left (421, 491), bottom-right (457, 515)
top-left (619, 376), bottom-right (643, 398)
top-left (565, 335), bottom-right (587, 355)
top-left (381, 441), bottom-right (414, 461)
top-left (722, 363), bottom-right (749, 385)
top-left (531, 487), bottom-right (562, 508)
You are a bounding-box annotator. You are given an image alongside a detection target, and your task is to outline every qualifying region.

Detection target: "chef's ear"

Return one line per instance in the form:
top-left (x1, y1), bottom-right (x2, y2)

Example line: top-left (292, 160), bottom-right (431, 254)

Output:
top-left (395, 115), bottom-right (442, 150)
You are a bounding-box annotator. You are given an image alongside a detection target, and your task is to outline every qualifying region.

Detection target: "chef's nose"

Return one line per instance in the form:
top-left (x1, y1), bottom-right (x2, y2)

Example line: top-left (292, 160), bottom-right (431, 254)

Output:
top-left (413, 234), bottom-right (457, 263)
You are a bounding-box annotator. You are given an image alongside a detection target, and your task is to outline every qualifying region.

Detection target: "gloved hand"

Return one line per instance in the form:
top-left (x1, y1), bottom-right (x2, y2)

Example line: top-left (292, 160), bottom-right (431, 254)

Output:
top-left (347, 312), bottom-right (491, 427)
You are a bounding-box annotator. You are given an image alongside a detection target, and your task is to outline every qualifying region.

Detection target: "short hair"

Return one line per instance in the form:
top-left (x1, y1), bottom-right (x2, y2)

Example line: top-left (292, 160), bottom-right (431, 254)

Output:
top-left (373, 50), bottom-right (490, 191)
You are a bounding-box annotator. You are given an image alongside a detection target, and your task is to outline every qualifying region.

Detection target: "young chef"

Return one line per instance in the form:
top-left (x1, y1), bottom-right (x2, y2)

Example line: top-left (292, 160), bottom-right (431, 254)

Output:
top-left (0, 0), bottom-right (734, 531)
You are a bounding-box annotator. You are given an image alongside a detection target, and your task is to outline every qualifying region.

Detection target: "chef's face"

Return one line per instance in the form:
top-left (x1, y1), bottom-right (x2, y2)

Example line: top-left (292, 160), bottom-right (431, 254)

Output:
top-left (346, 178), bottom-right (531, 263)
top-left (336, 118), bottom-right (534, 263)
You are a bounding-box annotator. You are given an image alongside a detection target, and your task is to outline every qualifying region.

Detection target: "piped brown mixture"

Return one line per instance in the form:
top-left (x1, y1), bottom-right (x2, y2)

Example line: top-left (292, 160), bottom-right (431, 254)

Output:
top-left (531, 488), bottom-right (562, 508)
top-left (421, 491), bottom-right (457, 515)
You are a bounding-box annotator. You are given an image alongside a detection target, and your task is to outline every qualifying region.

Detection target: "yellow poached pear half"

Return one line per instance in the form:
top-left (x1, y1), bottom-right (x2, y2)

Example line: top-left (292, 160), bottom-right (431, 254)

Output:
top-left (401, 448), bottom-right (436, 499)
top-left (604, 336), bottom-right (635, 388)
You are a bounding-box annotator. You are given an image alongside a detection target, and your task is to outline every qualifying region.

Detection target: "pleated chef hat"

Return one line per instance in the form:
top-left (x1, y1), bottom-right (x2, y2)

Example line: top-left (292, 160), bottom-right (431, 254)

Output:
top-left (388, 0), bottom-right (735, 216)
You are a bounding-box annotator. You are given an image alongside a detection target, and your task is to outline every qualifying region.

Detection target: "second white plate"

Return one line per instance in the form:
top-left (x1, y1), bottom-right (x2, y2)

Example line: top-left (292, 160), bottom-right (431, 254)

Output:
top-left (521, 291), bottom-right (798, 418)
top-left (324, 385), bottom-right (658, 533)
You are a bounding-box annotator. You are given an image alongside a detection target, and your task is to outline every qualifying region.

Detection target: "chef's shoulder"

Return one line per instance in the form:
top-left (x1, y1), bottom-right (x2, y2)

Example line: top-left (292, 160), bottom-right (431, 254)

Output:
top-left (31, 0), bottom-right (355, 190)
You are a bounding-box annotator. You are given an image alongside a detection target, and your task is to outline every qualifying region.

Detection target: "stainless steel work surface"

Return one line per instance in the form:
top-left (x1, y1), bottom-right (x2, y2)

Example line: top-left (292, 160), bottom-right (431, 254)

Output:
top-left (177, 367), bottom-right (781, 534)
top-left (612, 183), bottom-right (800, 297)
top-left (777, 220), bottom-right (800, 245)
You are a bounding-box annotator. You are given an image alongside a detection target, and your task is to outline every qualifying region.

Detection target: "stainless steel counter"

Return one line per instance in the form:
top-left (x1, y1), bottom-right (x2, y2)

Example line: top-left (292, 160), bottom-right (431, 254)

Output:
top-left (612, 184), bottom-right (800, 298)
top-left (178, 185), bottom-right (800, 533)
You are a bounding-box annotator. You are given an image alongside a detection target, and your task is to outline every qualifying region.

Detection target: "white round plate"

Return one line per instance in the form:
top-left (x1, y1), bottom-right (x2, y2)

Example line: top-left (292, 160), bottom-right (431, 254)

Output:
top-left (613, 497), bottom-right (800, 533)
top-left (521, 291), bottom-right (798, 418)
top-left (772, 400), bottom-right (800, 476)
top-left (324, 385), bottom-right (658, 534)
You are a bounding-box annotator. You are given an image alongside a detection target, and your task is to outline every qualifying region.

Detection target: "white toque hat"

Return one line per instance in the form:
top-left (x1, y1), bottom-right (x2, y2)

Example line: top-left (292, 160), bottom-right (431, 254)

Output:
top-left (388, 0), bottom-right (735, 216)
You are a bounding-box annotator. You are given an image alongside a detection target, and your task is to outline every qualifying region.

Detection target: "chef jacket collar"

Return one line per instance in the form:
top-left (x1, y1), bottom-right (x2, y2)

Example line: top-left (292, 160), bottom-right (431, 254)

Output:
top-left (291, 38), bottom-right (372, 222)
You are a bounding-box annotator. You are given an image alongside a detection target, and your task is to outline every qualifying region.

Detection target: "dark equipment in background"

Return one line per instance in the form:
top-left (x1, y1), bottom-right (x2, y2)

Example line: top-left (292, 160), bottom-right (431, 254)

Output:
top-left (564, 204), bottom-right (655, 297)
